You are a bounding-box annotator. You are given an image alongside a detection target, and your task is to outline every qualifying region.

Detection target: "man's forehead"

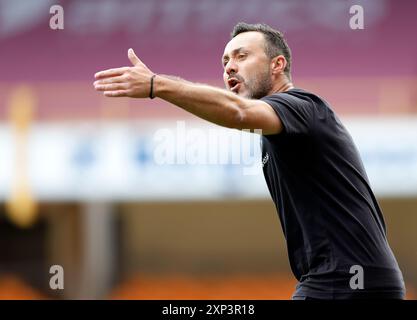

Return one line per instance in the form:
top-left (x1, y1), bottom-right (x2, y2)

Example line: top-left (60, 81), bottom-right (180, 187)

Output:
top-left (223, 31), bottom-right (265, 56)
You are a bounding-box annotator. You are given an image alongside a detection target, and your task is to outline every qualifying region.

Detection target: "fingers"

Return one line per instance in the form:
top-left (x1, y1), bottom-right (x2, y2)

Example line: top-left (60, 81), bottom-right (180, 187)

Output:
top-left (128, 48), bottom-right (141, 66)
top-left (94, 48), bottom-right (150, 98)
top-left (103, 90), bottom-right (130, 97)
top-left (94, 83), bottom-right (128, 92)
top-left (94, 67), bottom-right (129, 80)
top-left (94, 75), bottom-right (126, 86)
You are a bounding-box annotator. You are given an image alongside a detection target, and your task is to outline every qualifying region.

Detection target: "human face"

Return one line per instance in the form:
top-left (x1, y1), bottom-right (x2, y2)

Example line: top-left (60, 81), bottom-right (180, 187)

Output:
top-left (222, 31), bottom-right (272, 99)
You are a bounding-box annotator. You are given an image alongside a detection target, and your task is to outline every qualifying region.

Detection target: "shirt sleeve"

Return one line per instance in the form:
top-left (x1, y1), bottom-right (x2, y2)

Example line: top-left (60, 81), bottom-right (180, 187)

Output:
top-left (261, 93), bottom-right (314, 136)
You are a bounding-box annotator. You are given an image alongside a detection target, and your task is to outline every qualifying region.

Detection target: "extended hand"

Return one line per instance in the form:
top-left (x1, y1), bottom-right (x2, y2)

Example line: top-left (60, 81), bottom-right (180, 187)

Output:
top-left (94, 48), bottom-right (154, 98)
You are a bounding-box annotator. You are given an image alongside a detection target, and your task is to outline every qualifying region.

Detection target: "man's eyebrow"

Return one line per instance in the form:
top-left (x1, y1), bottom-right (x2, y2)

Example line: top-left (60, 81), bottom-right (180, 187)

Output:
top-left (222, 47), bottom-right (246, 64)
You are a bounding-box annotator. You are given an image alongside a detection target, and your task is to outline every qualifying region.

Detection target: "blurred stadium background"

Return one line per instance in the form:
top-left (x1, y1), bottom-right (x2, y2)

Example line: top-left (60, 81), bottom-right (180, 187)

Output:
top-left (0, 0), bottom-right (416, 299)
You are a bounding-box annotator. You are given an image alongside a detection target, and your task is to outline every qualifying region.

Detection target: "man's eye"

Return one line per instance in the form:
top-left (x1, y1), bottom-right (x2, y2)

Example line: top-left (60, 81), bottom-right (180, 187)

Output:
top-left (223, 60), bottom-right (228, 67)
top-left (237, 54), bottom-right (246, 59)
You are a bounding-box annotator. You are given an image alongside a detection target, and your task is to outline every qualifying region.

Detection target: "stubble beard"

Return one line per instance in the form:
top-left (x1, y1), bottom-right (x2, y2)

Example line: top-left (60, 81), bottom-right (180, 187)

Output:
top-left (245, 66), bottom-right (273, 100)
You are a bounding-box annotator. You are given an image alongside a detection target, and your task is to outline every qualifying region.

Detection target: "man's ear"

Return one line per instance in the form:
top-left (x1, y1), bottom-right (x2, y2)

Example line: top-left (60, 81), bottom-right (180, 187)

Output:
top-left (271, 55), bottom-right (287, 76)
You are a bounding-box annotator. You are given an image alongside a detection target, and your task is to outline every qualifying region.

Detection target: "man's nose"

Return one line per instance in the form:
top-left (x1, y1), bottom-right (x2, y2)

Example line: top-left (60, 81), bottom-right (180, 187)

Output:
top-left (225, 60), bottom-right (238, 75)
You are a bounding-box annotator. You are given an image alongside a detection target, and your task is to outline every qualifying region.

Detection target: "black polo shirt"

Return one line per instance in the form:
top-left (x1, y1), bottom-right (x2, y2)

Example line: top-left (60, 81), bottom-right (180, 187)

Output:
top-left (260, 88), bottom-right (405, 299)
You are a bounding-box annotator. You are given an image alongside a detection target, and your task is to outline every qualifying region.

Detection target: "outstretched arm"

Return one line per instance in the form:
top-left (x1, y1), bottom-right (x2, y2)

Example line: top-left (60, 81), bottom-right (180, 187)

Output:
top-left (94, 49), bottom-right (283, 135)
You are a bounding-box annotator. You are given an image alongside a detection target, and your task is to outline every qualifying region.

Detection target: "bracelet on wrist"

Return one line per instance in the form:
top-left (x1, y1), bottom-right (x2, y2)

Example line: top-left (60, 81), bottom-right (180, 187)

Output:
top-left (149, 74), bottom-right (157, 99)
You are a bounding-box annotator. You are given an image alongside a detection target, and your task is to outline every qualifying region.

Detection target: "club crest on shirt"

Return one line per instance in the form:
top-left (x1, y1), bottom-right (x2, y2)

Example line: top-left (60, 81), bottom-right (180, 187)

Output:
top-left (262, 152), bottom-right (269, 168)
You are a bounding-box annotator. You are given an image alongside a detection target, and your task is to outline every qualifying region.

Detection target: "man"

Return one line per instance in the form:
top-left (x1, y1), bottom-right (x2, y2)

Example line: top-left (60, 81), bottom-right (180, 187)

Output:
top-left (94, 22), bottom-right (405, 300)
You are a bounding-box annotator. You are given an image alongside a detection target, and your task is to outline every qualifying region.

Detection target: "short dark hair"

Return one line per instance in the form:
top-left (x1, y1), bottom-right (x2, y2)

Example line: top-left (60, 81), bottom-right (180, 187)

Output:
top-left (231, 22), bottom-right (292, 79)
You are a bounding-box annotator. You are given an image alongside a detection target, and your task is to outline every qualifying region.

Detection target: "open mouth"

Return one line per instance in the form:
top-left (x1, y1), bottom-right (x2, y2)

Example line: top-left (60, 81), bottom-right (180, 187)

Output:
top-left (228, 78), bottom-right (241, 93)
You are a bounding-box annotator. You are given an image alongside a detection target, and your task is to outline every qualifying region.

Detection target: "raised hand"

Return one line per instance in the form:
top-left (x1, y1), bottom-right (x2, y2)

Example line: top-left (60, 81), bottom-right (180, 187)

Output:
top-left (94, 48), bottom-right (155, 98)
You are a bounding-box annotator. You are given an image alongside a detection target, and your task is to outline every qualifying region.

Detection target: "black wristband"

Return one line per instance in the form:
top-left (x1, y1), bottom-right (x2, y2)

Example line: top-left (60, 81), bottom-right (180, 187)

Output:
top-left (149, 74), bottom-right (157, 99)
